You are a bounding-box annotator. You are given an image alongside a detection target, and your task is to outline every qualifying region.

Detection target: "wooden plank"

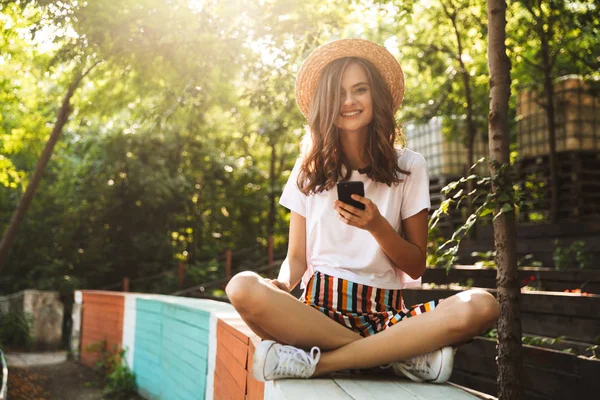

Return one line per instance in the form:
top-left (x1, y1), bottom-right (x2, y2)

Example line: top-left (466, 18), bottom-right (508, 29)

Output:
top-left (450, 371), bottom-right (498, 399)
top-left (331, 376), bottom-right (420, 399)
top-left (217, 341), bottom-right (247, 391)
top-left (402, 288), bottom-right (600, 342)
top-left (264, 379), bottom-right (351, 400)
top-left (521, 313), bottom-right (600, 343)
top-left (452, 337), bottom-right (600, 399)
top-left (217, 319), bottom-right (249, 367)
top-left (215, 358), bottom-right (245, 400)
top-left (219, 318), bottom-right (252, 344)
top-left (387, 379), bottom-right (480, 399)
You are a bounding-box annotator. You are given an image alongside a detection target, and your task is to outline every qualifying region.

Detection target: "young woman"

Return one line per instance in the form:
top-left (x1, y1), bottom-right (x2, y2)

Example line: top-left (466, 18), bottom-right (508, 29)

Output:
top-left (226, 38), bottom-right (499, 383)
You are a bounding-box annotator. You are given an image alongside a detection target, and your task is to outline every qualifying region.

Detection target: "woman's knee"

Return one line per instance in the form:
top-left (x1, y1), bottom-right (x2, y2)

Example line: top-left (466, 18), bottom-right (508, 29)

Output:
top-left (225, 271), bottom-right (267, 314)
top-left (449, 289), bottom-right (500, 333)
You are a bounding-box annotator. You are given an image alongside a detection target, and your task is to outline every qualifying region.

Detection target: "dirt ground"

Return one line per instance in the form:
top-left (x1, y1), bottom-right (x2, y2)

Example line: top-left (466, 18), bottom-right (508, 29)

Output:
top-left (8, 360), bottom-right (143, 400)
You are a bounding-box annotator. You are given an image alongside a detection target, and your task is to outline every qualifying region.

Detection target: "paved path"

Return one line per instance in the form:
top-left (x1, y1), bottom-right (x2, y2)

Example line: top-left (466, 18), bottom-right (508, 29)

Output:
top-left (5, 351), bottom-right (143, 400)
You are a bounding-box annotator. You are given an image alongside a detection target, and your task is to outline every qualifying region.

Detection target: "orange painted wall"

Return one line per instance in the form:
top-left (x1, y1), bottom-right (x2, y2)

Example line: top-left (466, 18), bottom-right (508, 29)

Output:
top-left (215, 317), bottom-right (265, 400)
top-left (80, 291), bottom-right (125, 367)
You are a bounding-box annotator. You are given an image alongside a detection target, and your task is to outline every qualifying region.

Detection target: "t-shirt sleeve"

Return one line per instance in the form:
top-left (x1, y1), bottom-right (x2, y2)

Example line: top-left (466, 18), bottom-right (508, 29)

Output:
top-left (400, 153), bottom-right (431, 220)
top-left (279, 158), bottom-right (307, 217)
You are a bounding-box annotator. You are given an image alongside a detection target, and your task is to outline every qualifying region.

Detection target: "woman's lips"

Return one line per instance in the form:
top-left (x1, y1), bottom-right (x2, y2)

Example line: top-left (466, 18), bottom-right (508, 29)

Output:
top-left (341, 111), bottom-right (362, 119)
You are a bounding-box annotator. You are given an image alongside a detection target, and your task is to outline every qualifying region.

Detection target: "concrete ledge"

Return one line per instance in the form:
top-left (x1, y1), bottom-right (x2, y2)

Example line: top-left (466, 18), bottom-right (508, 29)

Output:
top-left (4, 351), bottom-right (68, 367)
top-left (76, 291), bottom-right (483, 400)
top-left (265, 375), bottom-right (481, 399)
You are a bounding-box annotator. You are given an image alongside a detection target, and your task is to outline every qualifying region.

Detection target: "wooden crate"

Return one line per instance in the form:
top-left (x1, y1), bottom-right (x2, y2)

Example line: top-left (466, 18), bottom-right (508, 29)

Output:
top-left (517, 76), bottom-right (600, 158)
top-left (404, 117), bottom-right (488, 177)
top-left (516, 150), bottom-right (600, 221)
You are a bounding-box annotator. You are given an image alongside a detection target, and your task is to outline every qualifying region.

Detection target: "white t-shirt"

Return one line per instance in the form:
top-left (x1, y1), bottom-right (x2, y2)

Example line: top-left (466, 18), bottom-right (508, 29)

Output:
top-left (279, 147), bottom-right (431, 290)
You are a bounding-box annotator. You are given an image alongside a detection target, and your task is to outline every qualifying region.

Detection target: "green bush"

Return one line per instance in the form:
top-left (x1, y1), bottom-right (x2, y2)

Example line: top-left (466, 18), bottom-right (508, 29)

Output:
top-left (86, 340), bottom-right (137, 399)
top-left (553, 240), bottom-right (592, 269)
top-left (0, 309), bottom-right (33, 350)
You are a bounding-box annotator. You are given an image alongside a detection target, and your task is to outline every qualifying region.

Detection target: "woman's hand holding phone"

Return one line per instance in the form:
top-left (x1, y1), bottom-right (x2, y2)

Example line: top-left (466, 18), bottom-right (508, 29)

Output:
top-left (334, 194), bottom-right (385, 233)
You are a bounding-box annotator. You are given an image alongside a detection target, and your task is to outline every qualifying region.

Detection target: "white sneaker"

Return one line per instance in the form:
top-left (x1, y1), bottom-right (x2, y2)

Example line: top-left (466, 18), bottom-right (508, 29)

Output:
top-left (391, 346), bottom-right (454, 383)
top-left (252, 340), bottom-right (321, 382)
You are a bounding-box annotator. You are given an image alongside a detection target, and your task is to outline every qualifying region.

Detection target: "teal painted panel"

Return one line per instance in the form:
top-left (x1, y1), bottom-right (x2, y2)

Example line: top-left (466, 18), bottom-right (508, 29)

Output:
top-left (162, 322), bottom-right (209, 355)
top-left (134, 299), bottom-right (164, 399)
top-left (162, 337), bottom-right (208, 376)
top-left (137, 298), bottom-right (164, 314)
top-left (162, 351), bottom-right (206, 389)
top-left (164, 300), bottom-right (211, 318)
top-left (162, 316), bottom-right (209, 339)
top-left (130, 297), bottom-right (214, 400)
top-left (160, 303), bottom-right (209, 400)
top-left (161, 328), bottom-right (209, 360)
top-left (162, 374), bottom-right (199, 400)
top-left (162, 360), bottom-right (204, 395)
top-left (163, 302), bottom-right (210, 328)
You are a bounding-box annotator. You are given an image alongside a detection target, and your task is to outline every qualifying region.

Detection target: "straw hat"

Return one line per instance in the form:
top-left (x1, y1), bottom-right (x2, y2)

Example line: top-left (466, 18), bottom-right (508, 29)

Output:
top-left (295, 38), bottom-right (405, 119)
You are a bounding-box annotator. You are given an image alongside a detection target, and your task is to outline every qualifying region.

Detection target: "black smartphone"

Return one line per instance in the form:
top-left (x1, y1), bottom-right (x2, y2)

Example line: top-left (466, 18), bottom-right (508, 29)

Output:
top-left (337, 181), bottom-right (365, 210)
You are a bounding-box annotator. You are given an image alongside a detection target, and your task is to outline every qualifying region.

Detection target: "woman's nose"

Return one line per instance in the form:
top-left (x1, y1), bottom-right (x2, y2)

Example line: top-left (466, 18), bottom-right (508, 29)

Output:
top-left (342, 92), bottom-right (356, 106)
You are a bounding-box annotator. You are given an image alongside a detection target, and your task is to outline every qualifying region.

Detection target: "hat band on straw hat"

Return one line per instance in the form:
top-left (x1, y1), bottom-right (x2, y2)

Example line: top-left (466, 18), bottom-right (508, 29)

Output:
top-left (295, 38), bottom-right (405, 119)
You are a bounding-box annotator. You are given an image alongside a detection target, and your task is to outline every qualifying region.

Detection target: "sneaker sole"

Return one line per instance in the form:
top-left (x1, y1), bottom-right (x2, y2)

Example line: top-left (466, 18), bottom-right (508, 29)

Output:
top-left (432, 346), bottom-right (454, 383)
top-left (252, 340), bottom-right (276, 382)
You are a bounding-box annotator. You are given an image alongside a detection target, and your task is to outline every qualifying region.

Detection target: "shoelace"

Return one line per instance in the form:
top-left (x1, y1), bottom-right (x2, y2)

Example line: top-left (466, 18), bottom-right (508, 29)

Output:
top-left (401, 354), bottom-right (431, 374)
top-left (273, 345), bottom-right (321, 378)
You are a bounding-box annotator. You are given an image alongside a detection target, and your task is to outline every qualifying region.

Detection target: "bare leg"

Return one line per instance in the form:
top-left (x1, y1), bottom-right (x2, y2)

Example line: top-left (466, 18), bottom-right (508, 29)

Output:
top-left (226, 271), bottom-right (362, 351)
top-left (314, 289), bottom-right (499, 376)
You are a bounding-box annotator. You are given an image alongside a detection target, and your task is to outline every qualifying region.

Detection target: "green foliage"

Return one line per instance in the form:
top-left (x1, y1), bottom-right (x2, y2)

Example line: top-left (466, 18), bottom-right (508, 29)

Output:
top-left (86, 340), bottom-right (136, 399)
top-left (1, 0), bottom-right (344, 292)
top-left (426, 227), bottom-right (450, 267)
top-left (0, 309), bottom-right (33, 350)
top-left (521, 335), bottom-right (565, 347)
top-left (470, 251), bottom-right (543, 270)
top-left (428, 157), bottom-right (527, 270)
top-left (482, 328), bottom-right (498, 339)
top-left (553, 240), bottom-right (592, 270)
top-left (1, 0), bottom-right (597, 293)
top-left (472, 250), bottom-right (496, 269)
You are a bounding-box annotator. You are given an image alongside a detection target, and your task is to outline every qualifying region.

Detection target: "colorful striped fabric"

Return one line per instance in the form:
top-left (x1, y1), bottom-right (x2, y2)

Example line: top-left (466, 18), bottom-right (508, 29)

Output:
top-left (303, 271), bottom-right (439, 337)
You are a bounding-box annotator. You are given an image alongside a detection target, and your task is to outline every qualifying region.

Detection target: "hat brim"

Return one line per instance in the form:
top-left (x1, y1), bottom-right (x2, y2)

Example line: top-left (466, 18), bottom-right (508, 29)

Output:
top-left (295, 38), bottom-right (405, 119)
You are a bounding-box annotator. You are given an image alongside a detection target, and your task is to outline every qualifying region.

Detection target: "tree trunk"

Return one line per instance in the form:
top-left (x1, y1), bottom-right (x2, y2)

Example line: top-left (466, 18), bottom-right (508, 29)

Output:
top-left (0, 62), bottom-right (99, 269)
top-left (487, 1), bottom-right (523, 399)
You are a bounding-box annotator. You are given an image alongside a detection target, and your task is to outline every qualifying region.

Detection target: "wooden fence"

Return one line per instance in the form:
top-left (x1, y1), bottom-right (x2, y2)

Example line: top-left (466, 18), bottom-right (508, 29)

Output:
top-left (422, 266), bottom-right (600, 293)
top-left (403, 288), bottom-right (600, 344)
top-left (452, 337), bottom-right (599, 400)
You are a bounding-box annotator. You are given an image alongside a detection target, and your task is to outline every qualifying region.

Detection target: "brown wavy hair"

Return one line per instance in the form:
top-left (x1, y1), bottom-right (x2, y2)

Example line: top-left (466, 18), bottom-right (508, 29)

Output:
top-left (297, 57), bottom-right (409, 195)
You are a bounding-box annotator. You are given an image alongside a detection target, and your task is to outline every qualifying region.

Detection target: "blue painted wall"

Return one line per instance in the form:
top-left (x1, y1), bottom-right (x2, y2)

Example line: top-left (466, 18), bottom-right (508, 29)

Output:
top-left (134, 298), bottom-right (211, 400)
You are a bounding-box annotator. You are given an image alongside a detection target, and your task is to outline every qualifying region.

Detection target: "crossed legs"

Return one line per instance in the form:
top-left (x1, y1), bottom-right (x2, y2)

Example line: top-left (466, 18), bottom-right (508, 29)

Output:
top-left (225, 271), bottom-right (499, 376)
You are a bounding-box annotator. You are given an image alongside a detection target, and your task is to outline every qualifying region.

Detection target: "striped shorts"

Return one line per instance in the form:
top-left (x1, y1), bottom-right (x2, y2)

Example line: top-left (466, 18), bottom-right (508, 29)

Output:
top-left (302, 271), bottom-right (439, 337)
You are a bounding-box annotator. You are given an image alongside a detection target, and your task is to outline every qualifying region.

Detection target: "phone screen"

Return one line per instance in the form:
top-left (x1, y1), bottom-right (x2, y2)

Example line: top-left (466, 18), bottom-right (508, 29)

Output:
top-left (337, 181), bottom-right (365, 210)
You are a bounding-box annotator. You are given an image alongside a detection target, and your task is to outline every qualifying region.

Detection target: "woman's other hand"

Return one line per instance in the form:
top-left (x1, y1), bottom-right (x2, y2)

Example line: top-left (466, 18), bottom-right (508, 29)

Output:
top-left (334, 194), bottom-right (385, 233)
top-left (265, 278), bottom-right (291, 293)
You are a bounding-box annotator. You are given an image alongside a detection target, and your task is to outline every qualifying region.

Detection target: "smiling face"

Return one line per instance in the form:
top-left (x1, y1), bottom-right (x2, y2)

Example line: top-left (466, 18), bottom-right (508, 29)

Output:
top-left (334, 62), bottom-right (374, 137)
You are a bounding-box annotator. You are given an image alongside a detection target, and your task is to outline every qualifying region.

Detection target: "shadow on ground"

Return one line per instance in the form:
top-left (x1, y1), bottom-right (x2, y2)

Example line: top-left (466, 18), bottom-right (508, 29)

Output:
top-left (8, 360), bottom-right (143, 400)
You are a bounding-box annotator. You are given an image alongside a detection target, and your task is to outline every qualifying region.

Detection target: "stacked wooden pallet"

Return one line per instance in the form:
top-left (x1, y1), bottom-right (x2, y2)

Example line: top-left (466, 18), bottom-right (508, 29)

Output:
top-left (516, 151), bottom-right (600, 221)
